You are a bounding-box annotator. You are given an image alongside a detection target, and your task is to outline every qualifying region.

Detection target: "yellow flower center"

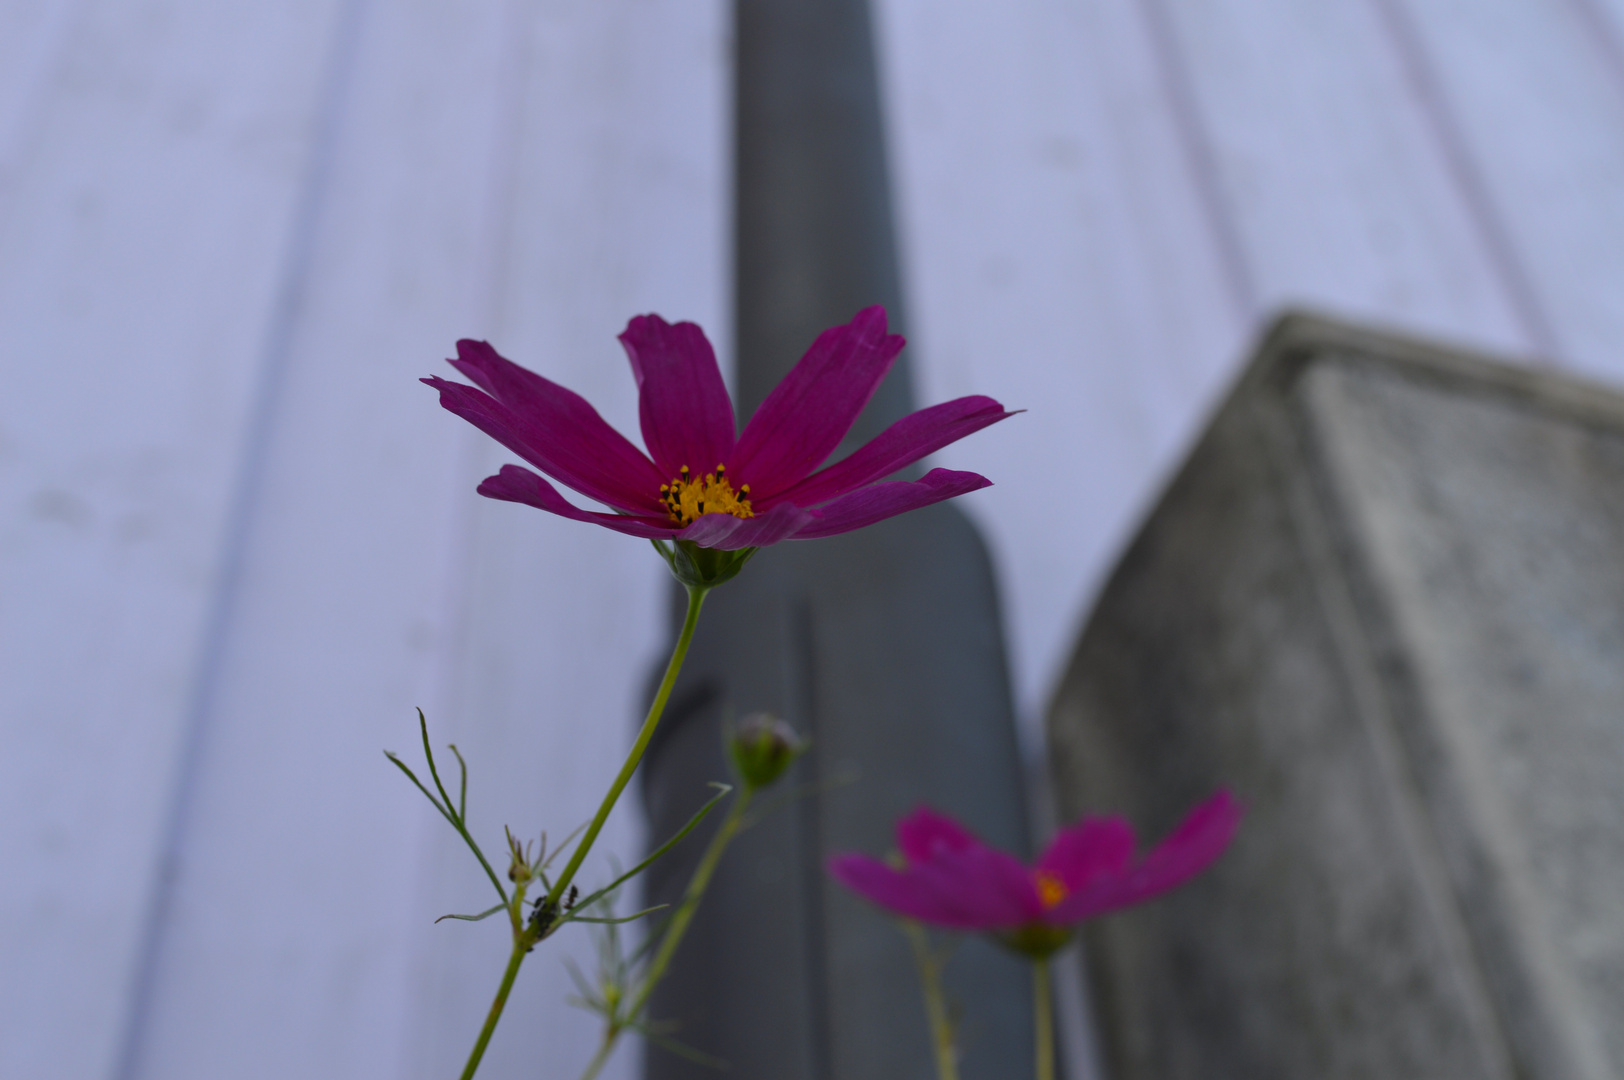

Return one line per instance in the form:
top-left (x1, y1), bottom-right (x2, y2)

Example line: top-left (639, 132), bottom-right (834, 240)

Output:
top-left (1034, 871), bottom-right (1069, 910)
top-left (661, 464), bottom-right (754, 526)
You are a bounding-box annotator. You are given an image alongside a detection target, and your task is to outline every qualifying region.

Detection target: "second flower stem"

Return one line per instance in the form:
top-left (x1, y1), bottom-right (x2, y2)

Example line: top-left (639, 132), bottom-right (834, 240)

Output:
top-left (578, 783), bottom-right (753, 1080)
top-left (903, 921), bottom-right (960, 1080)
top-left (1033, 957), bottom-right (1054, 1080)
top-left (631, 783), bottom-right (752, 1019)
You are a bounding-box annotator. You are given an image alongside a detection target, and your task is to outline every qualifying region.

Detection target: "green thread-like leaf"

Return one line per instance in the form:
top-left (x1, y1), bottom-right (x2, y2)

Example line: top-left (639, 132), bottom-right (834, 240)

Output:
top-left (384, 751), bottom-right (450, 821)
top-left (449, 741), bottom-right (469, 821)
top-left (435, 903), bottom-right (507, 924)
top-left (561, 904), bottom-right (669, 926)
top-left (389, 711), bottom-right (509, 905)
top-left (562, 783), bottom-right (731, 920)
top-left (540, 821), bottom-right (590, 872)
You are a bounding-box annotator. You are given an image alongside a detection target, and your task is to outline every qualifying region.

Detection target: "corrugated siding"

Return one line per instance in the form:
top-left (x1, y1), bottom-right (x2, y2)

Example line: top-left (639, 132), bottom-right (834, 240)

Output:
top-left (2, 1), bottom-right (1621, 1076)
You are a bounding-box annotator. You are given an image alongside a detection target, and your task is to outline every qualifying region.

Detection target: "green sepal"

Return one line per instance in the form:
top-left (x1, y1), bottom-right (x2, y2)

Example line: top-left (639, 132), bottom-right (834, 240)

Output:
top-left (650, 538), bottom-right (758, 589)
top-left (997, 921), bottom-right (1074, 960)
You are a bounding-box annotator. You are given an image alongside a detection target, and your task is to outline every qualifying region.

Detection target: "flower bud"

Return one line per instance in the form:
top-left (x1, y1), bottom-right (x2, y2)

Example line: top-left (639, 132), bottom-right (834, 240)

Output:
top-left (727, 712), bottom-right (806, 790)
top-left (506, 829), bottom-right (534, 885)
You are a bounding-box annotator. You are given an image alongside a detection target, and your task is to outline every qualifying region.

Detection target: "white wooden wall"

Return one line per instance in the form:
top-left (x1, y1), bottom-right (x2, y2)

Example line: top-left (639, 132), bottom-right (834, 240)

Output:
top-left (879, 0), bottom-right (1624, 731)
top-left (2, 2), bottom-right (724, 1077)
top-left (4, 1), bottom-right (1624, 1078)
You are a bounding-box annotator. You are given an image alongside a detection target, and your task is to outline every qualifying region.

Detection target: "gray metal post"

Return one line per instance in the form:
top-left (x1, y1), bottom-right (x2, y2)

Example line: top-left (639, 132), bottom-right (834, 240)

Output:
top-left (637, 2), bottom-right (1034, 1077)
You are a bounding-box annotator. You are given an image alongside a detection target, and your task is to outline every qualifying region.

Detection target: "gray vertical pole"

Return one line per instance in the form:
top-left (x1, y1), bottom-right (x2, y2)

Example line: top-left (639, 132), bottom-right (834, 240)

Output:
top-left (638, 2), bottom-right (1034, 1077)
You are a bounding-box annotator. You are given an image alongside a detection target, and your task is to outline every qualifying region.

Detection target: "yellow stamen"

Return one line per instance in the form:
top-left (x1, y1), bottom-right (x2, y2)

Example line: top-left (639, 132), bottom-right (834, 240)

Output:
top-left (1034, 871), bottom-right (1068, 910)
top-left (662, 462), bottom-right (754, 526)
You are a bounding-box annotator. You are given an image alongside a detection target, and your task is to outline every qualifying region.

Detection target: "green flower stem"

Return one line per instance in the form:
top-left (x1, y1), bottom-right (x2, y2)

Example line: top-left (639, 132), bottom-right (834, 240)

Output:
top-left (1034, 957), bottom-right (1054, 1080)
top-left (576, 1034), bottom-right (616, 1080)
top-left (542, 583), bottom-right (709, 919)
top-left (459, 584), bottom-right (710, 1080)
top-left (460, 913), bottom-right (529, 1080)
top-left (630, 783), bottom-right (752, 1020)
top-left (902, 922), bottom-right (959, 1080)
top-left (576, 782), bottom-right (755, 1080)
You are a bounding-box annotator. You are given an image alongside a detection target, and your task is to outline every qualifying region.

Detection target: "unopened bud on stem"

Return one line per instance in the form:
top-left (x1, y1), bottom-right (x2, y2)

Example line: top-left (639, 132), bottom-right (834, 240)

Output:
top-left (727, 712), bottom-right (806, 791)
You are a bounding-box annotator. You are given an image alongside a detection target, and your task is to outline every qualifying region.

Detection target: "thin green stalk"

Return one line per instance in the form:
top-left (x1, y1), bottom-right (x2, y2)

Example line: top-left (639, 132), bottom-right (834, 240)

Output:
top-left (577, 1035), bottom-right (616, 1080)
top-left (903, 922), bottom-right (959, 1080)
top-left (575, 783), bottom-right (753, 1080)
top-left (459, 584), bottom-right (709, 1080)
top-left (1034, 958), bottom-right (1054, 1080)
top-left (542, 584), bottom-right (709, 919)
top-left (630, 784), bottom-right (752, 1019)
top-left (461, 936), bottom-right (528, 1080)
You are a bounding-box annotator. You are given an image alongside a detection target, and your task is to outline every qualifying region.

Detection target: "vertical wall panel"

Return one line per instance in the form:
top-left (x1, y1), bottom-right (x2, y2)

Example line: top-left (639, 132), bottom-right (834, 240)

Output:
top-left (0, 0), bottom-right (84, 180)
top-left (0, 4), bottom-right (346, 1077)
top-left (873, 0), bottom-right (1245, 726)
top-left (1575, 0), bottom-right (1624, 64)
top-left (1150, 0), bottom-right (1532, 354)
top-left (402, 3), bottom-right (729, 1078)
top-left (119, 0), bottom-right (513, 1074)
top-left (875, 0), bottom-right (1582, 720)
top-left (116, 1), bottom-right (728, 1078)
top-left (1382, 0), bottom-right (1624, 381)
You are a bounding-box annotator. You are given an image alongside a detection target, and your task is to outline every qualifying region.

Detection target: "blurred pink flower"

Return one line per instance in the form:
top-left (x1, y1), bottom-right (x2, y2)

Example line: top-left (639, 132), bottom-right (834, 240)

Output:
top-left (830, 792), bottom-right (1241, 953)
top-left (423, 306), bottom-right (1012, 551)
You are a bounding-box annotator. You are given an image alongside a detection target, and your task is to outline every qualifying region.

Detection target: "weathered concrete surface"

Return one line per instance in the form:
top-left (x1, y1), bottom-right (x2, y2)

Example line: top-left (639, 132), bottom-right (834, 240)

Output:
top-left (1048, 313), bottom-right (1624, 1080)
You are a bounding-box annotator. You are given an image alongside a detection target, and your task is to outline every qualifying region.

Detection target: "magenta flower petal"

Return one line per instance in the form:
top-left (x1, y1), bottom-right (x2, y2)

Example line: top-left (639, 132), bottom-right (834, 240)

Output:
top-left (427, 340), bottom-right (666, 513)
top-left (896, 806), bottom-right (982, 862)
top-left (829, 796), bottom-right (1240, 945)
top-left (829, 855), bottom-right (973, 927)
top-left (911, 846), bottom-right (1045, 928)
top-left (618, 315), bottom-right (737, 480)
top-left (830, 846), bottom-right (1040, 931)
top-left (730, 306), bottom-right (904, 496)
top-left (428, 311), bottom-right (1006, 554)
top-left (426, 377), bottom-right (655, 515)
top-left (767, 396), bottom-right (1014, 510)
top-left (476, 464), bottom-right (677, 539)
top-left (1035, 816), bottom-right (1135, 894)
top-left (842, 807), bottom-right (1043, 929)
top-left (1048, 791), bottom-right (1243, 924)
top-left (675, 501), bottom-right (816, 550)
top-left (794, 468), bottom-right (991, 540)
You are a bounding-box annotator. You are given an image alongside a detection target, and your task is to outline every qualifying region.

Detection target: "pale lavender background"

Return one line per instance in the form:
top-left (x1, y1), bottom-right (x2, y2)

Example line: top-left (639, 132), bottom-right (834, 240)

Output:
top-left (4, 0), bottom-right (1624, 1077)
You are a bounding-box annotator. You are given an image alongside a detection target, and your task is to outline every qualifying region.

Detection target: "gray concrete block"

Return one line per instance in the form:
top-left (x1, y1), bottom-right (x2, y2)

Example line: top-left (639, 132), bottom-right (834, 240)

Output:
top-left (1047, 313), bottom-right (1624, 1080)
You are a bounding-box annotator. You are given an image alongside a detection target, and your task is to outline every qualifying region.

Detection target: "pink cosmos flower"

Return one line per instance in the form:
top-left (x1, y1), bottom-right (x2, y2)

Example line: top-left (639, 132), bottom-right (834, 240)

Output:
top-left (423, 306), bottom-right (1013, 551)
top-left (829, 792), bottom-right (1241, 956)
